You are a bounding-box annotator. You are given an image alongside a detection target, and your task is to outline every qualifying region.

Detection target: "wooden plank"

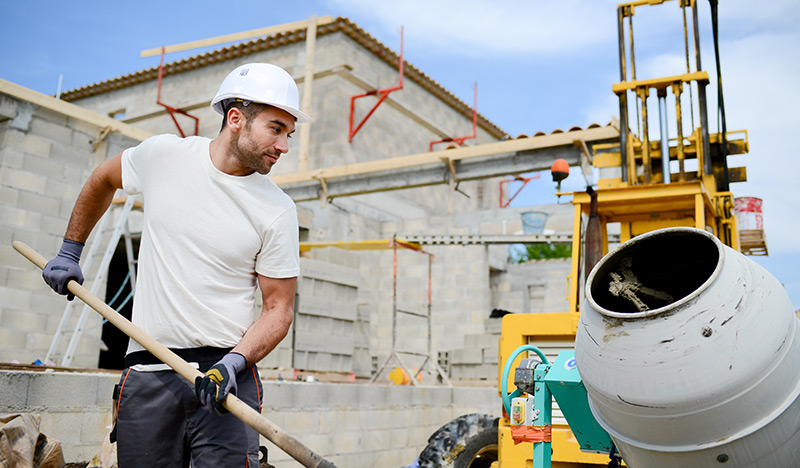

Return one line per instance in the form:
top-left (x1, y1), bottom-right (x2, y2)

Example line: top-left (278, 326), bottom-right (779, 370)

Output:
top-left (0, 79), bottom-right (153, 142)
top-left (140, 16), bottom-right (334, 57)
top-left (298, 15), bottom-right (318, 172)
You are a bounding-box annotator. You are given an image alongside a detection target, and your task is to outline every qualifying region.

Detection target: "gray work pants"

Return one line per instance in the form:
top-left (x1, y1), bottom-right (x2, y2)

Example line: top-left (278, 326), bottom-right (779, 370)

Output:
top-left (115, 366), bottom-right (263, 467)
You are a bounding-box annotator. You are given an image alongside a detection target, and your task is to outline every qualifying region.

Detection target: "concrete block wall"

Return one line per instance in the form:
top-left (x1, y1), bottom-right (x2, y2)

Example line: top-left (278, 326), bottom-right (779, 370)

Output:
top-left (371, 204), bottom-right (574, 382)
top-left (0, 369), bottom-right (499, 467)
top-left (0, 92), bottom-right (139, 368)
top-left (490, 259), bottom-right (571, 315)
top-left (293, 257), bottom-right (361, 374)
top-left (450, 318), bottom-right (502, 382)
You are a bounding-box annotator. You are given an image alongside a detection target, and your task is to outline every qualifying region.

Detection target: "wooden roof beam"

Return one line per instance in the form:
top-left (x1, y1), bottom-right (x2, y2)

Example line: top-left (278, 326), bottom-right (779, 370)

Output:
top-left (140, 16), bottom-right (334, 57)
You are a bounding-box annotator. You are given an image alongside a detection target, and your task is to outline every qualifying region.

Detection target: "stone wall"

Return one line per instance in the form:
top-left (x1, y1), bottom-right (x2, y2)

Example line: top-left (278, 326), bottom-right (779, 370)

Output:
top-left (0, 368), bottom-right (499, 467)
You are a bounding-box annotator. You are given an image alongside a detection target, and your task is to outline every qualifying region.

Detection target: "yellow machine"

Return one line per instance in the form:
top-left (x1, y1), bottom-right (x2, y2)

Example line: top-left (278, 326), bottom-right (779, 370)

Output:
top-left (495, 1), bottom-right (762, 467)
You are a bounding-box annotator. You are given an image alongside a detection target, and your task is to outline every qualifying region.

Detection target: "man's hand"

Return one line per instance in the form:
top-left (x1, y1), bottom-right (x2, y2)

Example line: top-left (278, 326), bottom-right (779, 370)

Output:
top-left (194, 352), bottom-right (247, 415)
top-left (42, 239), bottom-right (85, 301)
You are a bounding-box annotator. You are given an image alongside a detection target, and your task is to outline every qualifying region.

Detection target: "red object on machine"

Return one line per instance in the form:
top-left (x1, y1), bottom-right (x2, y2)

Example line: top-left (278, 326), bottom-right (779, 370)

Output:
top-left (511, 425), bottom-right (552, 445)
top-left (734, 197), bottom-right (764, 230)
top-left (550, 159), bottom-right (570, 182)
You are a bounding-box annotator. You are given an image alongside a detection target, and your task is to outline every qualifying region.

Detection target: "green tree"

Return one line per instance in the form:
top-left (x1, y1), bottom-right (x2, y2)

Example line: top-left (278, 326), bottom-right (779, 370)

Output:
top-left (509, 243), bottom-right (572, 264)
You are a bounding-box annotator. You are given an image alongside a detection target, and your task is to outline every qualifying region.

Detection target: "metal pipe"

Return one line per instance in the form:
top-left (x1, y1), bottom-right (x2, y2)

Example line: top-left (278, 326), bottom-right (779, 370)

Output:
top-left (637, 86), bottom-right (651, 184)
top-left (657, 88), bottom-right (671, 184)
top-left (672, 83), bottom-right (687, 181)
top-left (629, 12), bottom-right (641, 138)
top-left (682, 1), bottom-right (695, 130)
top-left (617, 6), bottom-right (629, 183)
top-left (692, 1), bottom-right (712, 175)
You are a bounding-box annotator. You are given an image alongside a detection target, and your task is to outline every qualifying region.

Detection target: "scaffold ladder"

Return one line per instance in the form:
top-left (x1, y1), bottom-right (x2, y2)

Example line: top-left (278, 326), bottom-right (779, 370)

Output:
top-left (46, 194), bottom-right (139, 367)
top-left (370, 236), bottom-right (452, 386)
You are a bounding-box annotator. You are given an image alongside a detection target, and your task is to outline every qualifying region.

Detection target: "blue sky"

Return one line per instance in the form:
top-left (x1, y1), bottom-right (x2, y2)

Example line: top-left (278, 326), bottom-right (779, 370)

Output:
top-left (2, 0), bottom-right (798, 308)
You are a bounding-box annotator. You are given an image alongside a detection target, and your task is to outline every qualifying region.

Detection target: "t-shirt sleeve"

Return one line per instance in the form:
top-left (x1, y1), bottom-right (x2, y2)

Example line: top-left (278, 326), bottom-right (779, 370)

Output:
top-left (121, 135), bottom-right (165, 195)
top-left (256, 205), bottom-right (300, 278)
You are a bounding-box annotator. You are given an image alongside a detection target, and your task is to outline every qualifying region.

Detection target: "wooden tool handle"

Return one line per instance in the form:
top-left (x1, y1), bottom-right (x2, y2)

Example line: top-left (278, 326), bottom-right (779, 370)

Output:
top-left (13, 241), bottom-right (336, 468)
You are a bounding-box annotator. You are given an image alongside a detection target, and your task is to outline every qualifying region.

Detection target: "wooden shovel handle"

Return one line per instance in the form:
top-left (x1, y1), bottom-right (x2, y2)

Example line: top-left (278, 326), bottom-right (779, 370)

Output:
top-left (13, 241), bottom-right (336, 468)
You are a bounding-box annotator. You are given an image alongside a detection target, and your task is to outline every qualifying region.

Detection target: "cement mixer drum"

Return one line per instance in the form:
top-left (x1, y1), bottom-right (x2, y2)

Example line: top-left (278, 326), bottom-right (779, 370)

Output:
top-left (575, 227), bottom-right (800, 467)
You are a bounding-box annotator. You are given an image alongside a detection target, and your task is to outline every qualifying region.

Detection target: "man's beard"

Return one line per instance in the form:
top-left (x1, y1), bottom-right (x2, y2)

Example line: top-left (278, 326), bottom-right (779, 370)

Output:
top-left (233, 125), bottom-right (278, 175)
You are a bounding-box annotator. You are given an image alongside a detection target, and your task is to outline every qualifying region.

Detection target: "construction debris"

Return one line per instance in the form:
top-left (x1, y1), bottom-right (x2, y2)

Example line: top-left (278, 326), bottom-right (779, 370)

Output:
top-left (0, 414), bottom-right (64, 468)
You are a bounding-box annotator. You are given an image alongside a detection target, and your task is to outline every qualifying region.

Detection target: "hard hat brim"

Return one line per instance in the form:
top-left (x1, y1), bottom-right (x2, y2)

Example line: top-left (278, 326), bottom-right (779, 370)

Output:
top-left (211, 96), bottom-right (312, 124)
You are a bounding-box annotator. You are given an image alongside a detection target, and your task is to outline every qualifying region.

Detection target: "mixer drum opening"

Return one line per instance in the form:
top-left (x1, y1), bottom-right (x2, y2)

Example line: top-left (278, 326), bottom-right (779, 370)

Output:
top-left (589, 230), bottom-right (719, 314)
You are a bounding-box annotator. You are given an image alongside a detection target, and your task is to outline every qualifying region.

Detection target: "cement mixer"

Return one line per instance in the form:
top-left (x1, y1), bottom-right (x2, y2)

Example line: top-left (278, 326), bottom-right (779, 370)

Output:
top-left (574, 227), bottom-right (800, 467)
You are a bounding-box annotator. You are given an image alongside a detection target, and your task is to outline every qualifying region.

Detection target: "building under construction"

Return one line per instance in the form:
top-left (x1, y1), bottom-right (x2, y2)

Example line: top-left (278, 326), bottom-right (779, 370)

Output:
top-left (0, 3), bottom-right (787, 468)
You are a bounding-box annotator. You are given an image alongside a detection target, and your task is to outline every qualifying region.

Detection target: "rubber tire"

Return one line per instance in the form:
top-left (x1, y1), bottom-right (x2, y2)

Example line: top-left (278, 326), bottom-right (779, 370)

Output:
top-left (418, 413), bottom-right (499, 468)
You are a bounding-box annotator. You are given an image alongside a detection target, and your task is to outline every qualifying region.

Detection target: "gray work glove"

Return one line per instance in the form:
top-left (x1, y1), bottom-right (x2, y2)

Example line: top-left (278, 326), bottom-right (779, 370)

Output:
top-left (195, 352), bottom-right (247, 415)
top-left (42, 239), bottom-right (85, 301)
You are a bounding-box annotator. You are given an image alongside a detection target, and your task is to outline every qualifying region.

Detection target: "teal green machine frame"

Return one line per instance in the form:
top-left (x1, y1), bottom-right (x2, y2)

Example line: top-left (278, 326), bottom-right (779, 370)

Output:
top-left (501, 345), bottom-right (618, 467)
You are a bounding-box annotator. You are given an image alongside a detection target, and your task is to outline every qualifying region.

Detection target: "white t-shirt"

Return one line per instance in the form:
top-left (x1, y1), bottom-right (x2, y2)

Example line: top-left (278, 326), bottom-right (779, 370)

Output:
top-left (121, 134), bottom-right (299, 353)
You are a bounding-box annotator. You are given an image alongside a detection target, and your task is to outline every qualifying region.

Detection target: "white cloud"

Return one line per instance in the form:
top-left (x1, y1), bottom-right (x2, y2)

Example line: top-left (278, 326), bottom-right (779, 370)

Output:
top-left (717, 28), bottom-right (800, 254)
top-left (325, 0), bottom-right (618, 57)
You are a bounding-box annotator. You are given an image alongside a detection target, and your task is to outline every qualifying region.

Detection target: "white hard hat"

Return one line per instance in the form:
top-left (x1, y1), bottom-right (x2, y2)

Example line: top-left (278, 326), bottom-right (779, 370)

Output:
top-left (211, 63), bottom-right (312, 123)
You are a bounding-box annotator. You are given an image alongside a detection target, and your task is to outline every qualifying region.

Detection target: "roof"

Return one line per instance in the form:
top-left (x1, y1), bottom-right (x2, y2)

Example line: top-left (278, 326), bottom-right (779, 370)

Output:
top-left (60, 17), bottom-right (508, 139)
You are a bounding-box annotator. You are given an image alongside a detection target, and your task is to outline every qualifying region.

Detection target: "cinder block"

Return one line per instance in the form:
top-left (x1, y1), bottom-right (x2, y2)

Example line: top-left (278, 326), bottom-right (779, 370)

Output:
top-left (25, 372), bottom-right (99, 408)
top-left (68, 118), bottom-right (103, 140)
top-left (30, 118), bottom-right (74, 146)
top-left (93, 374), bottom-right (119, 406)
top-left (71, 128), bottom-right (94, 149)
top-left (309, 352), bottom-right (332, 370)
top-left (16, 191), bottom-right (61, 218)
top-left (0, 371), bottom-right (31, 406)
top-left (0, 285), bottom-right (32, 310)
top-left (21, 153), bottom-right (67, 182)
top-left (39, 410), bottom-right (83, 445)
top-left (34, 107), bottom-right (69, 127)
top-left (452, 346), bottom-right (482, 365)
top-left (354, 384), bottom-right (386, 408)
top-left (452, 387), bottom-right (500, 413)
top-left (262, 381), bottom-right (295, 407)
top-left (483, 347), bottom-right (499, 364)
top-left (294, 331), bottom-right (329, 353)
top-left (51, 144), bottom-right (92, 167)
top-left (0, 146), bottom-right (25, 169)
top-left (5, 129), bottom-right (52, 158)
top-left (418, 386), bottom-right (453, 407)
top-left (80, 410), bottom-right (113, 445)
top-left (0, 188), bottom-right (19, 214)
top-left (0, 308), bottom-right (46, 332)
top-left (281, 407), bottom-right (320, 433)
top-left (327, 337), bottom-right (354, 356)
top-left (363, 428), bottom-right (391, 449)
top-left (332, 430), bottom-right (363, 454)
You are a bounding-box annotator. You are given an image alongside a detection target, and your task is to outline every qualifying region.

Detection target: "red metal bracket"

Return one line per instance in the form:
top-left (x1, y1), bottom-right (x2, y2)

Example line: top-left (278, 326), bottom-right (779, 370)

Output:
top-left (349, 28), bottom-right (404, 142)
top-left (157, 47), bottom-right (199, 138)
top-left (430, 83), bottom-right (478, 151)
top-left (499, 174), bottom-right (541, 208)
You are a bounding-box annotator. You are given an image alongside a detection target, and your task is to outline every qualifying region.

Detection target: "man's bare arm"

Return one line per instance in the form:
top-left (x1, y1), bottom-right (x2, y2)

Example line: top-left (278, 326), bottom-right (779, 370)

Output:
top-left (65, 153), bottom-right (124, 243)
top-left (232, 275), bottom-right (297, 366)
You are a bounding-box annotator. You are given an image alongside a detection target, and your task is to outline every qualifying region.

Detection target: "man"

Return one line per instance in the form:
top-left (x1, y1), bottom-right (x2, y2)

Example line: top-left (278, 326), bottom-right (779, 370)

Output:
top-left (42, 62), bottom-right (310, 467)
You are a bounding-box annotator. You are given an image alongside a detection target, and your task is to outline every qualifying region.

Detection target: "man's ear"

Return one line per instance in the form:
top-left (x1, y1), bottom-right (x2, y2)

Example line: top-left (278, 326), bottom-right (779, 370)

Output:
top-left (227, 107), bottom-right (246, 132)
